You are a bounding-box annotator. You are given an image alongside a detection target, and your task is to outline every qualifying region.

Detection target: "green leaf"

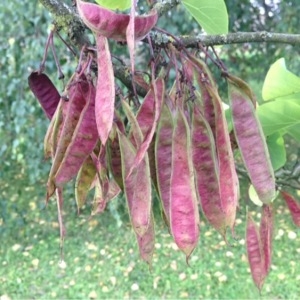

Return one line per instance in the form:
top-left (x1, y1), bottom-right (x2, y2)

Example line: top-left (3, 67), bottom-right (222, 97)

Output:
top-left (182, 0), bottom-right (228, 34)
top-left (262, 58), bottom-right (300, 101)
top-left (286, 124), bottom-right (300, 142)
top-left (257, 100), bottom-right (300, 136)
top-left (95, 0), bottom-right (131, 11)
top-left (266, 132), bottom-right (286, 171)
top-left (248, 185), bottom-right (263, 207)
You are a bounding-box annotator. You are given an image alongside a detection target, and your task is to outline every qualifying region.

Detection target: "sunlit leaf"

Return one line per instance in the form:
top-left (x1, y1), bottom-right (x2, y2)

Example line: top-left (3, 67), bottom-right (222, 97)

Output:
top-left (182, 0), bottom-right (228, 34)
top-left (95, 0), bottom-right (131, 11)
top-left (262, 58), bottom-right (300, 101)
top-left (257, 100), bottom-right (300, 136)
top-left (266, 132), bottom-right (286, 171)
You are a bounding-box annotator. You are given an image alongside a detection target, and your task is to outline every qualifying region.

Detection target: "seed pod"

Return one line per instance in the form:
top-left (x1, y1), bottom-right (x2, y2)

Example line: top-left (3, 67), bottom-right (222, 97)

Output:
top-left (130, 78), bottom-right (165, 173)
top-left (95, 34), bottom-right (115, 145)
top-left (136, 212), bottom-right (155, 266)
top-left (191, 96), bottom-right (226, 236)
top-left (186, 56), bottom-right (217, 132)
top-left (207, 85), bottom-right (239, 230)
top-left (75, 155), bottom-right (97, 213)
top-left (155, 103), bottom-right (174, 225)
top-left (170, 109), bottom-right (199, 259)
top-left (259, 204), bottom-right (273, 276)
top-left (55, 80), bottom-right (98, 186)
top-left (76, 0), bottom-right (158, 41)
top-left (46, 75), bottom-right (89, 199)
top-left (246, 213), bottom-right (265, 291)
top-left (281, 190), bottom-right (300, 227)
top-left (28, 71), bottom-right (60, 119)
top-left (118, 130), bottom-right (152, 237)
top-left (228, 76), bottom-right (275, 204)
top-left (107, 125), bottom-right (124, 190)
top-left (44, 99), bottom-right (64, 159)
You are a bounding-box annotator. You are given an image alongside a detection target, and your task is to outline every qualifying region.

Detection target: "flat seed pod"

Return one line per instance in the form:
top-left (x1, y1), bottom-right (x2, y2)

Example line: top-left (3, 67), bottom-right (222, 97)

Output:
top-left (155, 103), bottom-right (174, 225)
top-left (246, 213), bottom-right (265, 291)
top-left (44, 99), bottom-right (64, 159)
top-left (28, 71), bottom-right (61, 120)
top-left (47, 75), bottom-right (89, 199)
top-left (259, 204), bottom-right (273, 277)
top-left (136, 212), bottom-right (155, 266)
top-left (118, 130), bottom-right (152, 237)
top-left (170, 109), bottom-right (200, 259)
top-left (76, 0), bottom-right (158, 41)
top-left (281, 190), bottom-right (300, 227)
top-left (186, 56), bottom-right (217, 132)
top-left (75, 155), bottom-right (97, 213)
top-left (95, 34), bottom-right (115, 145)
top-left (107, 126), bottom-right (124, 190)
top-left (207, 85), bottom-right (239, 230)
top-left (228, 77), bottom-right (275, 204)
top-left (191, 97), bottom-right (226, 236)
top-left (55, 80), bottom-right (98, 186)
top-left (130, 78), bottom-right (165, 173)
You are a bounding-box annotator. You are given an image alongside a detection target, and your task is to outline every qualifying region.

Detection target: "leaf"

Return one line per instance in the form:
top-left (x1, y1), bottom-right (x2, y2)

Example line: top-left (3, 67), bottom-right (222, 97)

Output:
top-left (286, 123), bottom-right (300, 142)
top-left (248, 185), bottom-right (263, 207)
top-left (266, 132), bottom-right (286, 171)
top-left (182, 0), bottom-right (228, 34)
top-left (95, 0), bottom-right (131, 11)
top-left (262, 58), bottom-right (300, 101)
top-left (257, 100), bottom-right (300, 136)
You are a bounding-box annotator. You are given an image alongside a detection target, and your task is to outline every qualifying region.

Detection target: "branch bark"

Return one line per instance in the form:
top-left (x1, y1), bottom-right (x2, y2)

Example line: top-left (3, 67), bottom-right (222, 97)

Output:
top-left (150, 31), bottom-right (300, 48)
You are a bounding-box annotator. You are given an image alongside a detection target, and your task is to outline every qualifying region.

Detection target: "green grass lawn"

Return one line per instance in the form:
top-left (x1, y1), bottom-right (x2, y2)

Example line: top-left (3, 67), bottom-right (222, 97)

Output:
top-left (1, 185), bottom-right (300, 299)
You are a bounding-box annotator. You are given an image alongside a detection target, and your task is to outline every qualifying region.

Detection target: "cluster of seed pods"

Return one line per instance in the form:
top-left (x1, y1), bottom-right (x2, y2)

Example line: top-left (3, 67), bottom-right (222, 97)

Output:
top-left (28, 0), bottom-right (300, 291)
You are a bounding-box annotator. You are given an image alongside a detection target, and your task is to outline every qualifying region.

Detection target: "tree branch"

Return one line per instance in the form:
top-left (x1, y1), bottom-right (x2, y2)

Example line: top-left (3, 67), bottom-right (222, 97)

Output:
top-left (150, 31), bottom-right (300, 48)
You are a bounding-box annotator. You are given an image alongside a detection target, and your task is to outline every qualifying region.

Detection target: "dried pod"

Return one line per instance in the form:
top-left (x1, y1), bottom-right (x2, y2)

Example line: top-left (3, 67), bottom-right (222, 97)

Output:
top-left (55, 80), bottom-right (98, 186)
top-left (46, 75), bottom-right (89, 199)
top-left (170, 109), bottom-right (199, 259)
top-left (246, 213), bottom-right (265, 291)
top-left (75, 155), bottom-right (97, 213)
top-left (259, 204), bottom-right (273, 276)
top-left (228, 76), bottom-right (275, 204)
top-left (281, 190), bottom-right (300, 227)
top-left (191, 96), bottom-right (226, 235)
top-left (28, 71), bottom-right (61, 119)
top-left (155, 103), bottom-right (174, 225)
top-left (95, 34), bottom-right (115, 145)
top-left (118, 130), bottom-right (152, 237)
top-left (76, 0), bottom-right (158, 41)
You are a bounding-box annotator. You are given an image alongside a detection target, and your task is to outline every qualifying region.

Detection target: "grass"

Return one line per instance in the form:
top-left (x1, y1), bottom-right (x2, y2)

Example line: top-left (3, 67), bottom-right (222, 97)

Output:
top-left (1, 184), bottom-right (300, 299)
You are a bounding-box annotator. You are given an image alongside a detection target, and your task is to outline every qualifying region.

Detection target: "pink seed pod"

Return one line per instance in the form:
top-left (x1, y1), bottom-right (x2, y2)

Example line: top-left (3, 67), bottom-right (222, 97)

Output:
top-left (76, 0), bottom-right (158, 41)
top-left (185, 55), bottom-right (217, 133)
top-left (55, 80), bottom-right (98, 186)
top-left (118, 130), bottom-right (152, 237)
top-left (281, 190), bottom-right (300, 227)
top-left (95, 34), bottom-right (115, 145)
top-left (28, 71), bottom-right (61, 119)
top-left (155, 103), bottom-right (174, 225)
top-left (228, 76), bottom-right (275, 204)
top-left (170, 109), bottom-right (200, 259)
top-left (191, 96), bottom-right (227, 236)
top-left (246, 213), bottom-right (265, 291)
top-left (46, 74), bottom-right (89, 199)
top-left (130, 78), bottom-right (165, 174)
top-left (206, 85), bottom-right (239, 231)
top-left (259, 204), bottom-right (273, 277)
top-left (136, 212), bottom-right (155, 266)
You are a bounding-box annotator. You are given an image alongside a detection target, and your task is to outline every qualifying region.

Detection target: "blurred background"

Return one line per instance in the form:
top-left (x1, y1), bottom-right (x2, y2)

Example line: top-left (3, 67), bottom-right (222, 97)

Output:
top-left (1, 0), bottom-right (300, 298)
